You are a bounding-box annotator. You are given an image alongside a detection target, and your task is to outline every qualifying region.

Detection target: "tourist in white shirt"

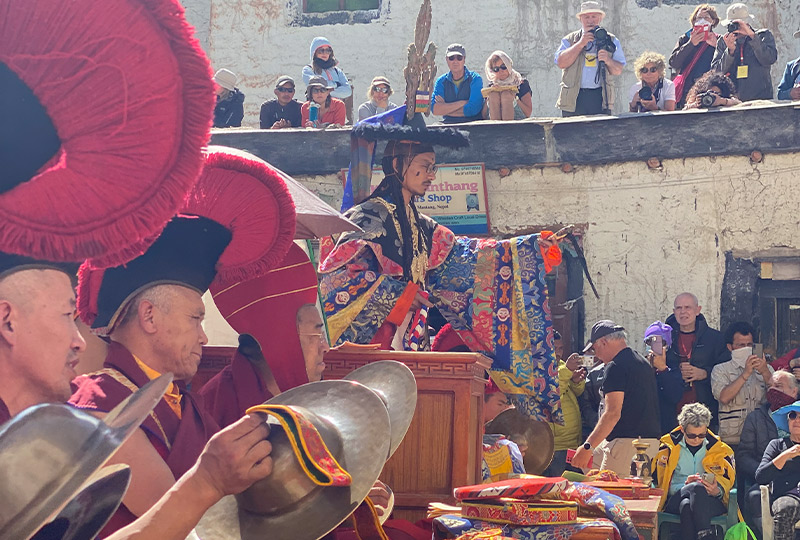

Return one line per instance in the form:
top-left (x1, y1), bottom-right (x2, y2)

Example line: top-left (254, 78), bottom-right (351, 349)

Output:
top-left (629, 51), bottom-right (677, 112)
top-left (711, 321), bottom-right (773, 448)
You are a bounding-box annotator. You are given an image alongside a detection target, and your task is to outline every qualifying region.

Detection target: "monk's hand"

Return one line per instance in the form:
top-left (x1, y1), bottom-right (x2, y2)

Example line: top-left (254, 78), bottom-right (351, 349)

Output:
top-left (368, 480), bottom-right (392, 516)
top-left (538, 235), bottom-right (557, 251)
top-left (194, 414), bottom-right (273, 500)
top-left (409, 291), bottom-right (433, 311)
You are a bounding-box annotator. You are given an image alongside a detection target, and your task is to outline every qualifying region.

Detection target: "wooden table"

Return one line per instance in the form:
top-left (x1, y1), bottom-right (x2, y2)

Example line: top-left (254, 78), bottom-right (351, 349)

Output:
top-left (624, 494), bottom-right (662, 540)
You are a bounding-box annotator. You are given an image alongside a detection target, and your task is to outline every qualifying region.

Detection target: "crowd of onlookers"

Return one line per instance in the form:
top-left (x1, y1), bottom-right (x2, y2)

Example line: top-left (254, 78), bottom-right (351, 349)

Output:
top-left (211, 1), bottom-right (800, 129)
top-left (530, 291), bottom-right (800, 540)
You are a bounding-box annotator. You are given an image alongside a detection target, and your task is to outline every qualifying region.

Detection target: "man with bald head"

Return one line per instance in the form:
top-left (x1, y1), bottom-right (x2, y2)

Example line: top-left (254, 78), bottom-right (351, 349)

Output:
top-left (658, 292), bottom-right (730, 433)
top-left (0, 268), bottom-right (86, 422)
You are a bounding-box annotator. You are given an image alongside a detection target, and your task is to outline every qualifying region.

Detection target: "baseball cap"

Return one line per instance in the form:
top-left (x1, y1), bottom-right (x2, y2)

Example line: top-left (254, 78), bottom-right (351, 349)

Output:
top-left (276, 75), bottom-right (295, 88)
top-left (582, 319), bottom-right (625, 352)
top-left (446, 43), bottom-right (466, 58)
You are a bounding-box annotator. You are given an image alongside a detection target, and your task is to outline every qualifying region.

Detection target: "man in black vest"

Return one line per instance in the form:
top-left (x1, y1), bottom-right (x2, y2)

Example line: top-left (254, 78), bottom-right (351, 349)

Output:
top-left (431, 43), bottom-right (484, 124)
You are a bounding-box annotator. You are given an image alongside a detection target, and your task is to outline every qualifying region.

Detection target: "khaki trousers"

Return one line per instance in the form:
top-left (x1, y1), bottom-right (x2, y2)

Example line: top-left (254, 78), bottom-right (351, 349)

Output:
top-left (594, 437), bottom-right (660, 477)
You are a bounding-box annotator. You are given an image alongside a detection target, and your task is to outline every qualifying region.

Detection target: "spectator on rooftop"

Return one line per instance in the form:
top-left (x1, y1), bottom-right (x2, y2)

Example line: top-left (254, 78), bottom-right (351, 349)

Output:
top-left (260, 76), bottom-right (302, 129)
top-left (431, 43), bottom-right (484, 124)
top-left (554, 1), bottom-right (626, 117)
top-left (212, 69), bottom-right (244, 128)
top-left (776, 29), bottom-right (800, 101)
top-left (302, 37), bottom-right (352, 100)
top-left (711, 3), bottom-right (777, 102)
top-left (357, 76), bottom-right (398, 122)
top-left (669, 4), bottom-right (721, 108)
top-left (482, 50), bottom-right (532, 121)
top-left (684, 72), bottom-right (742, 109)
top-left (301, 76), bottom-right (346, 129)
top-left (628, 51), bottom-right (676, 112)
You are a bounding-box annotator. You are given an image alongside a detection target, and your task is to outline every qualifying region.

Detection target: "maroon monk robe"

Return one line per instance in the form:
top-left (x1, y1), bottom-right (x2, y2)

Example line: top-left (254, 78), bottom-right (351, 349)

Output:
top-left (0, 397), bottom-right (10, 425)
top-left (69, 341), bottom-right (219, 536)
top-left (199, 348), bottom-right (275, 429)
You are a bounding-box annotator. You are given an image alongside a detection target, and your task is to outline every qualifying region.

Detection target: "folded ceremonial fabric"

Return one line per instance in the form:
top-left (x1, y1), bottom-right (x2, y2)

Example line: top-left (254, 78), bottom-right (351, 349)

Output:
top-left (461, 499), bottom-right (577, 526)
top-left (560, 482), bottom-right (639, 540)
top-left (245, 404), bottom-right (351, 486)
top-left (482, 435), bottom-right (525, 484)
top-left (454, 477), bottom-right (567, 502)
top-left (432, 515), bottom-right (621, 540)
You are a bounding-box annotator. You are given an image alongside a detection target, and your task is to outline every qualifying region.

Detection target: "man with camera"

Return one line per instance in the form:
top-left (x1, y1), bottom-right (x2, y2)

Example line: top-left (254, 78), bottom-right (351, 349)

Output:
top-left (711, 3), bottom-right (777, 101)
top-left (555, 1), bottom-right (626, 116)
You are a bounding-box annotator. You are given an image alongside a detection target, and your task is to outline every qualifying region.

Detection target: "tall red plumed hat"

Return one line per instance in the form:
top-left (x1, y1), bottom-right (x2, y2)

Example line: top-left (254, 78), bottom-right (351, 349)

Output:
top-left (211, 243), bottom-right (320, 392)
top-left (78, 147), bottom-right (297, 335)
top-left (0, 0), bottom-right (214, 265)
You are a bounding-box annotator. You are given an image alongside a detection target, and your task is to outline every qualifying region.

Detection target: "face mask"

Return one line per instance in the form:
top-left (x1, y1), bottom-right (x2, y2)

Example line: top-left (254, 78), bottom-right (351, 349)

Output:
top-left (731, 346), bottom-right (752, 368)
top-left (767, 388), bottom-right (797, 412)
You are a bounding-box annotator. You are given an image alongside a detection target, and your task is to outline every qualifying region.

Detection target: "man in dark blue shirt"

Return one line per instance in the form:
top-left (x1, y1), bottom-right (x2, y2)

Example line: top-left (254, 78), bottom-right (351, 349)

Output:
top-left (431, 44), bottom-right (484, 124)
top-left (259, 76), bottom-right (302, 129)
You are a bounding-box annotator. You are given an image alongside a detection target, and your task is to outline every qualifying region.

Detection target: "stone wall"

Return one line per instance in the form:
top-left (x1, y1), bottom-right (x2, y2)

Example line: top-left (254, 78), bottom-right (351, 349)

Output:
top-left (182, 0), bottom-right (800, 124)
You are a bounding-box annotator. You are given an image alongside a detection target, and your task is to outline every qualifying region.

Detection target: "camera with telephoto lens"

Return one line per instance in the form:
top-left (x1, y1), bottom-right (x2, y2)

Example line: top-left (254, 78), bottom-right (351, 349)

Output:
top-left (591, 26), bottom-right (617, 54)
top-left (638, 86), bottom-right (653, 101)
top-left (698, 91), bottom-right (717, 108)
top-left (727, 21), bottom-right (740, 33)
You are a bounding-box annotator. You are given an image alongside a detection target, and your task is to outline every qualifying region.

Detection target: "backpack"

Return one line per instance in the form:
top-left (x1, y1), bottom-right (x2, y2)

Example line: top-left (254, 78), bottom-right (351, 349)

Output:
top-left (724, 522), bottom-right (757, 540)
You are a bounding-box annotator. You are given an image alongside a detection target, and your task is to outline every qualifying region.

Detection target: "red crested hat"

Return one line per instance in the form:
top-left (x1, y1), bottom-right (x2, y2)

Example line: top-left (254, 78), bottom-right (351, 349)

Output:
top-left (0, 0), bottom-right (214, 265)
top-left (432, 323), bottom-right (471, 352)
top-left (78, 147), bottom-right (297, 335)
top-left (211, 243), bottom-right (319, 392)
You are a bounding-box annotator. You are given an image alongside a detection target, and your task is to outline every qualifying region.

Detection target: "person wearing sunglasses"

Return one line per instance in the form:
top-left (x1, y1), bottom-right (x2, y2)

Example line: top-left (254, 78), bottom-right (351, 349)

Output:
top-left (357, 76), bottom-right (398, 122)
top-left (301, 76), bottom-right (346, 128)
top-left (653, 403), bottom-right (735, 540)
top-left (431, 43), bottom-right (485, 124)
top-left (301, 36), bottom-right (352, 100)
top-left (756, 400), bottom-right (800, 540)
top-left (259, 75), bottom-right (302, 129)
top-left (482, 50), bottom-right (532, 121)
top-left (628, 51), bottom-right (676, 112)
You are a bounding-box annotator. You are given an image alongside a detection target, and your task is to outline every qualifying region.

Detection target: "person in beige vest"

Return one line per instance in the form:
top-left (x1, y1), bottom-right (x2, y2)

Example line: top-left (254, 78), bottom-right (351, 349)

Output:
top-left (554, 1), bottom-right (626, 116)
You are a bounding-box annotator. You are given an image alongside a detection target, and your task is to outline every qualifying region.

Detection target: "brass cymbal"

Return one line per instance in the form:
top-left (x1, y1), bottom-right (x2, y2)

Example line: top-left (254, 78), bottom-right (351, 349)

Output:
top-left (0, 374), bottom-right (171, 540)
top-left (343, 360), bottom-right (417, 458)
top-left (485, 408), bottom-right (555, 475)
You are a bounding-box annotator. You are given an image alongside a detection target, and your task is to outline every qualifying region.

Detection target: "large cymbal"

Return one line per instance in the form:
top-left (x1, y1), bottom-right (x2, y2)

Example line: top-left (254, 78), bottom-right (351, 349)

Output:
top-left (194, 380), bottom-right (391, 540)
top-left (31, 464), bottom-right (131, 540)
top-left (0, 374), bottom-right (171, 539)
top-left (485, 408), bottom-right (555, 475)
top-left (343, 360), bottom-right (417, 458)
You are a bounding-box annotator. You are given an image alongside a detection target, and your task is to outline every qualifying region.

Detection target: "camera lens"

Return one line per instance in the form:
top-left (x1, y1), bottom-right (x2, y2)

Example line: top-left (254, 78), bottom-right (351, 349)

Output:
top-left (727, 21), bottom-right (740, 33)
top-left (700, 92), bottom-right (716, 108)
top-left (638, 87), bottom-right (653, 101)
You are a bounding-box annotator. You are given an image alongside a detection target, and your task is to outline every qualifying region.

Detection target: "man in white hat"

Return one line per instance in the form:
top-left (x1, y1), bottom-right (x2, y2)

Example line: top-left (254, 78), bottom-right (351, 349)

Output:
top-left (213, 68), bottom-right (245, 128)
top-left (711, 3), bottom-right (777, 101)
top-left (776, 29), bottom-right (800, 101)
top-left (554, 1), bottom-right (626, 116)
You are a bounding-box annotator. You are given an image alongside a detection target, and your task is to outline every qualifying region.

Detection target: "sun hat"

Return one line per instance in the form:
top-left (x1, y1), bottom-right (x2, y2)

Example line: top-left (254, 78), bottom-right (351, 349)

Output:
top-left (576, 1), bottom-right (605, 18)
top-left (720, 3), bottom-right (756, 26)
top-left (213, 69), bottom-right (237, 91)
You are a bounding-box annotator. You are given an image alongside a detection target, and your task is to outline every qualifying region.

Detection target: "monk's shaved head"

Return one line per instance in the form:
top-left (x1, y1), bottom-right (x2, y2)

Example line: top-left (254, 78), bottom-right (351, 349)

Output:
top-left (0, 268), bottom-right (85, 415)
top-left (0, 269), bottom-right (61, 315)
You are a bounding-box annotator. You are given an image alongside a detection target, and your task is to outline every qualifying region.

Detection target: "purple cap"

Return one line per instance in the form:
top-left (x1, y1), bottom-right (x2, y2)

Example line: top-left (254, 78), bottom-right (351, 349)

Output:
top-left (644, 321), bottom-right (673, 349)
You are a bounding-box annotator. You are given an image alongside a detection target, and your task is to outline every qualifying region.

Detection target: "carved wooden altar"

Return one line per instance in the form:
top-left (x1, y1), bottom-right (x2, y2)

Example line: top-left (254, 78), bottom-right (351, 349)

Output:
top-left (195, 346), bottom-right (492, 522)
